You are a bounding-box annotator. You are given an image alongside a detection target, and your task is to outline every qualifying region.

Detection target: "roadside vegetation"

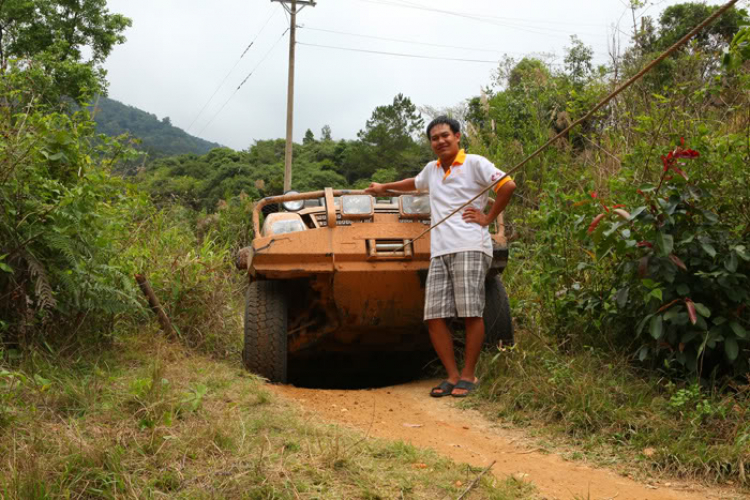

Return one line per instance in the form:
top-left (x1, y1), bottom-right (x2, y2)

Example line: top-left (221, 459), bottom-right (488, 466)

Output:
top-left (1, 0), bottom-right (750, 494)
top-left (2, 332), bottom-right (534, 499)
top-left (468, 3), bottom-right (750, 485)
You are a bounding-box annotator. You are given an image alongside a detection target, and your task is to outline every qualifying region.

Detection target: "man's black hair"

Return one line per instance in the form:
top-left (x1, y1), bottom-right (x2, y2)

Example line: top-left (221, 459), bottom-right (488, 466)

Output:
top-left (426, 116), bottom-right (461, 138)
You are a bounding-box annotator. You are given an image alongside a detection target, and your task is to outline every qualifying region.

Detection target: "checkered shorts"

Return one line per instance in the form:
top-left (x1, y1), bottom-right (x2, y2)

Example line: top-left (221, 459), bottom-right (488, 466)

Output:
top-left (424, 251), bottom-right (493, 320)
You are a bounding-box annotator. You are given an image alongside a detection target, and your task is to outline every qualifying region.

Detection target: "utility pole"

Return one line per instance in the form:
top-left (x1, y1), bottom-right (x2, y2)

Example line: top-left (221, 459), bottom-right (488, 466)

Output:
top-left (271, 0), bottom-right (316, 193)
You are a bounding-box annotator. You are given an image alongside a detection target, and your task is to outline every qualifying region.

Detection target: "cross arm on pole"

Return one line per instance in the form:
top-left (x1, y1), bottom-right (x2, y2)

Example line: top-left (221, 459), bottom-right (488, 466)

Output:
top-left (271, 0), bottom-right (316, 15)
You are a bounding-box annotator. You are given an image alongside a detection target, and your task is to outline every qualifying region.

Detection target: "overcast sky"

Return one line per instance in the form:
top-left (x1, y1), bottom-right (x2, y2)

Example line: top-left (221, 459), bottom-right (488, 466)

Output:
top-left (102, 0), bottom-right (733, 150)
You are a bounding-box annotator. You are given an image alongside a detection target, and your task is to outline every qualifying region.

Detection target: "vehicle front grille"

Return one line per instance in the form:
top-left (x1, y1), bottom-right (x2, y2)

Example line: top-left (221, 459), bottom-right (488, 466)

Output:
top-left (312, 209), bottom-right (429, 227)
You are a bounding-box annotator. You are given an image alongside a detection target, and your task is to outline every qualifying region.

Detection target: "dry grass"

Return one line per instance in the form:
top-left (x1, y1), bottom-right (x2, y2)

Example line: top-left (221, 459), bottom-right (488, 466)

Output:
top-left (0, 331), bottom-right (537, 499)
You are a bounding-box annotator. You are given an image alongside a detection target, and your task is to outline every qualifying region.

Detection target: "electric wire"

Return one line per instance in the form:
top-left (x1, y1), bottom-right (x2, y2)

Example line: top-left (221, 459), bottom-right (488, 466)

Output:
top-left (186, 6), bottom-right (278, 133)
top-left (358, 0), bottom-right (607, 40)
top-left (196, 28), bottom-right (290, 137)
top-left (366, 0), bottom-right (607, 27)
top-left (301, 26), bottom-right (519, 55)
top-left (297, 41), bottom-right (503, 64)
top-left (382, 0), bottom-right (612, 28)
top-left (300, 25), bottom-right (608, 60)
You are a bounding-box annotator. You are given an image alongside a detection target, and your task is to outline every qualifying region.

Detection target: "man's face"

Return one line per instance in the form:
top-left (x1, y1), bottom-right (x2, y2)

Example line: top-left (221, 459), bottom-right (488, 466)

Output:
top-left (429, 124), bottom-right (461, 159)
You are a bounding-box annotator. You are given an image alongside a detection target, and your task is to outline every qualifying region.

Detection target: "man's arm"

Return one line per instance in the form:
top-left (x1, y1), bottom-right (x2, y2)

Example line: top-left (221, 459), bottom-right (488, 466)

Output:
top-left (365, 178), bottom-right (417, 196)
top-left (462, 180), bottom-right (516, 227)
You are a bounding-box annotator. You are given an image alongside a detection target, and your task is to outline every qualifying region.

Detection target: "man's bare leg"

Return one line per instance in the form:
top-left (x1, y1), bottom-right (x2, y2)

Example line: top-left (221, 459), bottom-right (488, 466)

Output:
top-left (452, 316), bottom-right (484, 396)
top-left (427, 318), bottom-right (460, 394)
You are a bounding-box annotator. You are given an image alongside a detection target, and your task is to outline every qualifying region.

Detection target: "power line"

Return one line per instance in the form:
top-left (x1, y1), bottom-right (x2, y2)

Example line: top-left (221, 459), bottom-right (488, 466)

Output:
top-left (186, 6), bottom-right (278, 133)
top-left (301, 26), bottom-right (509, 54)
top-left (298, 41), bottom-right (503, 63)
top-left (301, 25), bottom-right (609, 59)
top-left (372, 0), bottom-right (609, 27)
top-left (358, 0), bottom-right (607, 40)
top-left (196, 28), bottom-right (290, 138)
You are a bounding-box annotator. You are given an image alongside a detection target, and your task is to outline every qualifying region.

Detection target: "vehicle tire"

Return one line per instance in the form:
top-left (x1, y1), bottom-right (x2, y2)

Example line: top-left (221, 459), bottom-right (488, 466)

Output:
top-left (242, 280), bottom-right (288, 383)
top-left (483, 276), bottom-right (514, 348)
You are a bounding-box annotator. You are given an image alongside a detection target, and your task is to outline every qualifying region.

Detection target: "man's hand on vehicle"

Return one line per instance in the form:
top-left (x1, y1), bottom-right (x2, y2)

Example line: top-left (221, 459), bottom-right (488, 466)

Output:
top-left (462, 207), bottom-right (492, 226)
top-left (365, 182), bottom-right (386, 196)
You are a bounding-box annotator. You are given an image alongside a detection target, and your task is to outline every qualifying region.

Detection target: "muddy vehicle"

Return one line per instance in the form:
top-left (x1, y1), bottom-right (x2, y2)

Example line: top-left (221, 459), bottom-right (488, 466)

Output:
top-left (237, 188), bottom-right (513, 383)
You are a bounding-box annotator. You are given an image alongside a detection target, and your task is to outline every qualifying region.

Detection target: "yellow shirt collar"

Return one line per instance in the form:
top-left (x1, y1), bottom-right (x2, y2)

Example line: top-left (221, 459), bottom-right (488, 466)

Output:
top-left (436, 149), bottom-right (466, 168)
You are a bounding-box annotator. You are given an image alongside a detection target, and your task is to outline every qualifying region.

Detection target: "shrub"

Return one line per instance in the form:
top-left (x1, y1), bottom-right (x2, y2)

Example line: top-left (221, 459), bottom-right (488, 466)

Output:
top-left (584, 140), bottom-right (750, 378)
top-left (0, 67), bottom-right (145, 345)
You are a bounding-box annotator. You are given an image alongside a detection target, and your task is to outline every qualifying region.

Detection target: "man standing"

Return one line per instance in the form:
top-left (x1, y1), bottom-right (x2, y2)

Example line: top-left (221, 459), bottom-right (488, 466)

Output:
top-left (366, 117), bottom-right (515, 397)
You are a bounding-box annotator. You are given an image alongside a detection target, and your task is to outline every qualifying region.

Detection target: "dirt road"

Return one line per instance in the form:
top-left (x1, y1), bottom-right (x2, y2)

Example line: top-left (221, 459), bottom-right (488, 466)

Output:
top-left (273, 378), bottom-right (741, 500)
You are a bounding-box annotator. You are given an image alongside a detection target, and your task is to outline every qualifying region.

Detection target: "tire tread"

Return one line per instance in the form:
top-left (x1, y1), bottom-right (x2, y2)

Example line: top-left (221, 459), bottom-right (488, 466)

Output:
top-left (242, 281), bottom-right (288, 382)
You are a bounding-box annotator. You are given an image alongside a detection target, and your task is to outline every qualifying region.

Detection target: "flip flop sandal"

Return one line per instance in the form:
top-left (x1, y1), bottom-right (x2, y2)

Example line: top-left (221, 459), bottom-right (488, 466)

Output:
top-left (451, 379), bottom-right (478, 398)
top-left (430, 380), bottom-right (455, 398)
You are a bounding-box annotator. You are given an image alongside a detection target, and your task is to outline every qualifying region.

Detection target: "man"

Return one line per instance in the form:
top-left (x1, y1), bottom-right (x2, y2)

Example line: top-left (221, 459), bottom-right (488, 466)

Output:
top-left (366, 117), bottom-right (515, 397)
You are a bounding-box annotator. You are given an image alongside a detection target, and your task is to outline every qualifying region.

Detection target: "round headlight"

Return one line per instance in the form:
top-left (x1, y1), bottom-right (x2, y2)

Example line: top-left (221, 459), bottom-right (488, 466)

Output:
top-left (282, 191), bottom-right (304, 212)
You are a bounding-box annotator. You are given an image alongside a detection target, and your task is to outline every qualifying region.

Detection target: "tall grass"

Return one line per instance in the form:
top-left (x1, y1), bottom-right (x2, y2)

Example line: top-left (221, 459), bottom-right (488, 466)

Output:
top-left (0, 334), bottom-right (536, 499)
top-left (475, 335), bottom-right (750, 483)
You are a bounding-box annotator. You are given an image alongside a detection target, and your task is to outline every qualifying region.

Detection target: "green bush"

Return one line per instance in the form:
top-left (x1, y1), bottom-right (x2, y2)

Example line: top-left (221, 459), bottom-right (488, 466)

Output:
top-left (583, 141), bottom-right (749, 378)
top-left (0, 66), bottom-right (145, 345)
top-left (115, 205), bottom-right (243, 357)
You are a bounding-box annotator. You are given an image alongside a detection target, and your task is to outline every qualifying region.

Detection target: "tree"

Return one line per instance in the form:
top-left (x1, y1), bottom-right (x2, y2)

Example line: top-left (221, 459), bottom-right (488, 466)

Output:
top-left (655, 3), bottom-right (747, 52)
top-left (353, 93), bottom-right (428, 180)
top-left (508, 57), bottom-right (550, 89)
top-left (359, 93), bottom-right (424, 145)
top-left (564, 36), bottom-right (594, 86)
top-left (0, 0), bottom-right (132, 103)
top-left (320, 124), bottom-right (332, 141)
top-left (303, 128), bottom-right (315, 145)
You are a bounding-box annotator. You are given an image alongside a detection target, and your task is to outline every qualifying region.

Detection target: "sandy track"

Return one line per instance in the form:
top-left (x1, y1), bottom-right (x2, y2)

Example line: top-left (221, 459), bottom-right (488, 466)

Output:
top-left (272, 378), bottom-right (741, 500)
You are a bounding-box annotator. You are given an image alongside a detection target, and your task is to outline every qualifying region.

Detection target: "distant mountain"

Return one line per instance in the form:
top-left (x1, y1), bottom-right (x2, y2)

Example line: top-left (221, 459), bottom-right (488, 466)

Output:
top-left (92, 97), bottom-right (223, 162)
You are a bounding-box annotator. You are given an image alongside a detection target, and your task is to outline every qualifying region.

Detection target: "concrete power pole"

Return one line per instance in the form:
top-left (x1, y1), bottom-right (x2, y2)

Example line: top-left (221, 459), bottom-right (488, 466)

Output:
top-left (271, 0), bottom-right (316, 193)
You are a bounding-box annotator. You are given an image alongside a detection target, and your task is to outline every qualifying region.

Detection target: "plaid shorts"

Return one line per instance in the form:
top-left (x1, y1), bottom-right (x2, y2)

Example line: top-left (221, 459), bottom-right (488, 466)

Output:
top-left (424, 251), bottom-right (493, 320)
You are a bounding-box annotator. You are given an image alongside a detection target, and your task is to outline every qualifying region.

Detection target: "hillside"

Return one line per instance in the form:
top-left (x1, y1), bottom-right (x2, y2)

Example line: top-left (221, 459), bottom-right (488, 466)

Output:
top-left (92, 96), bottom-right (223, 162)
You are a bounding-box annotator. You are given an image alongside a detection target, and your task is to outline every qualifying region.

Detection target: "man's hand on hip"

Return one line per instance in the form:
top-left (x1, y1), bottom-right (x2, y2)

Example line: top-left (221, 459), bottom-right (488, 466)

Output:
top-left (462, 207), bottom-right (492, 226)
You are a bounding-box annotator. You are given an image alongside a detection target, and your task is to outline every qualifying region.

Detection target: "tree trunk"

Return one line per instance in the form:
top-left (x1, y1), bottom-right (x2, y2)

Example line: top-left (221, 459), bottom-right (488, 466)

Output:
top-left (135, 274), bottom-right (175, 337)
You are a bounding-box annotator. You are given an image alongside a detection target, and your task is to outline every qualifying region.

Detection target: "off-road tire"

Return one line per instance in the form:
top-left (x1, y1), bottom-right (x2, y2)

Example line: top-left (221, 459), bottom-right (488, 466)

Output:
top-left (483, 276), bottom-right (514, 347)
top-left (242, 281), bottom-right (288, 383)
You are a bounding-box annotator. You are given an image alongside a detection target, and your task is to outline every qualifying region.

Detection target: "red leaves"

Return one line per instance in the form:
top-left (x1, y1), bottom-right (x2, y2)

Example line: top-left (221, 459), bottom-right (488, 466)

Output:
top-left (684, 299), bottom-right (698, 325)
top-left (661, 154), bottom-right (671, 172)
top-left (673, 148), bottom-right (700, 159)
top-left (637, 241), bottom-right (653, 248)
top-left (658, 299), bottom-right (681, 313)
top-left (661, 142), bottom-right (700, 178)
top-left (586, 203), bottom-right (631, 237)
top-left (638, 256), bottom-right (650, 278)
top-left (671, 166), bottom-right (689, 181)
top-left (613, 209), bottom-right (631, 220)
top-left (588, 213), bottom-right (606, 234)
top-left (669, 254), bottom-right (687, 271)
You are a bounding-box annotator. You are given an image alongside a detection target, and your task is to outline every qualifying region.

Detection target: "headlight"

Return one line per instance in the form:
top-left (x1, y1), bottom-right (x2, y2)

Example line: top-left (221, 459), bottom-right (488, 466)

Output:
top-left (282, 191), bottom-right (304, 212)
top-left (262, 213), bottom-right (306, 236)
top-left (341, 195), bottom-right (374, 218)
top-left (400, 195), bottom-right (430, 218)
top-left (271, 219), bottom-right (305, 234)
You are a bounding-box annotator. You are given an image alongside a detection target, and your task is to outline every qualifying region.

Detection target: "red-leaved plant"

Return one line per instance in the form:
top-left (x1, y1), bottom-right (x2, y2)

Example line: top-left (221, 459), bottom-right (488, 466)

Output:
top-left (584, 139), bottom-right (749, 378)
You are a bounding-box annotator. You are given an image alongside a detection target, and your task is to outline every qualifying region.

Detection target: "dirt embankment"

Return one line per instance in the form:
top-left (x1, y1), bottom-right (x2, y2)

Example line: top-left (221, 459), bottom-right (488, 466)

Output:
top-left (273, 379), bottom-right (742, 500)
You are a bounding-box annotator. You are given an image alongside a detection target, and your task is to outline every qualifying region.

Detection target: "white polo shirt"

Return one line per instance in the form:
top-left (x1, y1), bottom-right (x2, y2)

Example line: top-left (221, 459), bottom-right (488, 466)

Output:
top-left (414, 149), bottom-right (510, 259)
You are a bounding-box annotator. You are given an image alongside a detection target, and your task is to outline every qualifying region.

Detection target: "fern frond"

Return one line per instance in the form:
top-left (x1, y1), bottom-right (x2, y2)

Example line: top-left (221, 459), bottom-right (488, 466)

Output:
top-left (25, 253), bottom-right (57, 311)
top-left (44, 232), bottom-right (79, 265)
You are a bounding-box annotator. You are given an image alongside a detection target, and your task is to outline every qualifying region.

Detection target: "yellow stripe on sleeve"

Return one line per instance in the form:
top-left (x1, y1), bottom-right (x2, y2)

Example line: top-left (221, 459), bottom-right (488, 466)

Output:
top-left (493, 176), bottom-right (512, 192)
